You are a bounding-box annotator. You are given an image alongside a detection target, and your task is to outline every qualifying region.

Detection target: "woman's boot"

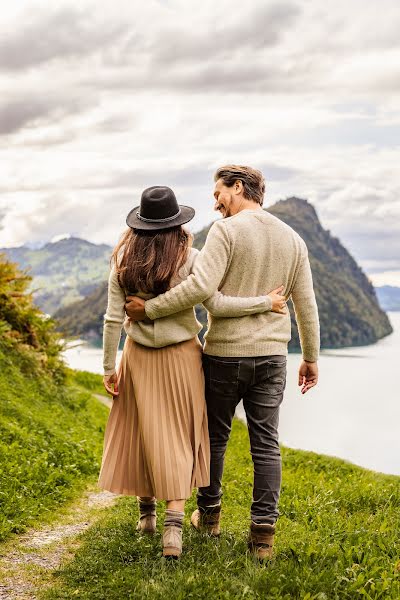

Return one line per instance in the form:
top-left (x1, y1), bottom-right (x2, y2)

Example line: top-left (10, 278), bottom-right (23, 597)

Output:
top-left (162, 509), bottom-right (184, 558)
top-left (136, 497), bottom-right (157, 534)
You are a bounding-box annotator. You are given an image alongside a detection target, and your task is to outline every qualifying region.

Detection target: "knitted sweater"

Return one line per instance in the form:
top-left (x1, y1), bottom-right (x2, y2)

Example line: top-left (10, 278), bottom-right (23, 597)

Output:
top-left (145, 208), bottom-right (320, 361)
top-left (103, 247), bottom-right (272, 375)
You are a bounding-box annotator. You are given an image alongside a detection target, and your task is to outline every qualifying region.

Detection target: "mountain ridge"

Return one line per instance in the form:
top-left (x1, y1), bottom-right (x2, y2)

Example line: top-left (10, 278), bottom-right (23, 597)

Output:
top-left (375, 285), bottom-right (400, 312)
top-left (0, 236), bottom-right (112, 314)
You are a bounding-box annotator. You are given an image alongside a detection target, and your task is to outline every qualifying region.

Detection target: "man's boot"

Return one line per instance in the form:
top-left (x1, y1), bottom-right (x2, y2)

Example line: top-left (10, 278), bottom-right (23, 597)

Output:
top-left (248, 521), bottom-right (275, 560)
top-left (191, 505), bottom-right (221, 537)
top-left (136, 497), bottom-right (157, 534)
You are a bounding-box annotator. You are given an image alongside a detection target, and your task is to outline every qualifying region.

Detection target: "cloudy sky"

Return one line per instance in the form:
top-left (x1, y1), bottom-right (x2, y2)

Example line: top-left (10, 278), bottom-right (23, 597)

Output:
top-left (0, 0), bottom-right (399, 285)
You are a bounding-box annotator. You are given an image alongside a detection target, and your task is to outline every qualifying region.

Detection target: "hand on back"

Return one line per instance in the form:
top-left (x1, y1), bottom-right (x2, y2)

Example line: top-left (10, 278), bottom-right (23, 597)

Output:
top-left (268, 285), bottom-right (287, 314)
top-left (125, 296), bottom-right (146, 321)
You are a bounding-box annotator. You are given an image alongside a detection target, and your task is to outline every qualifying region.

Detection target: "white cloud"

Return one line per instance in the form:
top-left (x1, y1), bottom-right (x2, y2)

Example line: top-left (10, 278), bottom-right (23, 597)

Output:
top-left (0, 0), bottom-right (399, 285)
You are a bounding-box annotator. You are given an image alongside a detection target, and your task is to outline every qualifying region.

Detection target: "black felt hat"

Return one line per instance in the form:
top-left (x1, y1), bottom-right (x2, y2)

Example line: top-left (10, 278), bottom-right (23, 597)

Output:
top-left (126, 186), bottom-right (195, 231)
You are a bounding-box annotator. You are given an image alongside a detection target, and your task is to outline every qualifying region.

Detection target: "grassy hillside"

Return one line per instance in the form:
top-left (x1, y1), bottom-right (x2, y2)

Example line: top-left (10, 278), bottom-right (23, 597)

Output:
top-left (54, 197), bottom-right (393, 349)
top-left (0, 254), bottom-right (109, 541)
top-left (0, 237), bottom-right (112, 314)
top-left (0, 349), bottom-right (108, 542)
top-left (41, 418), bottom-right (400, 599)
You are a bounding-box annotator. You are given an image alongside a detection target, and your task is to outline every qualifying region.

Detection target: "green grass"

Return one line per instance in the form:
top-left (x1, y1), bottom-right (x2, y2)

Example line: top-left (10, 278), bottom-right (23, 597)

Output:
top-left (40, 419), bottom-right (400, 600)
top-left (66, 368), bottom-right (106, 397)
top-left (0, 346), bottom-right (109, 542)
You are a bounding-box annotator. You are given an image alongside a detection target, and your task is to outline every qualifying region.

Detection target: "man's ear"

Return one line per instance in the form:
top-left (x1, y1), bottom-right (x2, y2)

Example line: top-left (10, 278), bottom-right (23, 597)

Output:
top-left (234, 179), bottom-right (243, 195)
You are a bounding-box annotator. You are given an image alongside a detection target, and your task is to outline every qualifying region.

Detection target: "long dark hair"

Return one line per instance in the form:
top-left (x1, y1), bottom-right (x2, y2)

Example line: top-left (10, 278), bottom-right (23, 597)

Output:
top-left (111, 226), bottom-right (192, 295)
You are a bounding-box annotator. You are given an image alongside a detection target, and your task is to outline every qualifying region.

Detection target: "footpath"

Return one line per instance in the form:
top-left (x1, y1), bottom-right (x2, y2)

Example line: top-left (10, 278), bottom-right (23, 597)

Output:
top-left (0, 395), bottom-right (117, 600)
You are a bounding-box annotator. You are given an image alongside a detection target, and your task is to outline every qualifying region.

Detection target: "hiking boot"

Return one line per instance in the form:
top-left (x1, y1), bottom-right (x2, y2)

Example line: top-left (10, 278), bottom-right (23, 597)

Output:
top-left (136, 497), bottom-right (157, 534)
top-left (248, 521), bottom-right (275, 560)
top-left (191, 505), bottom-right (221, 537)
top-left (162, 525), bottom-right (182, 559)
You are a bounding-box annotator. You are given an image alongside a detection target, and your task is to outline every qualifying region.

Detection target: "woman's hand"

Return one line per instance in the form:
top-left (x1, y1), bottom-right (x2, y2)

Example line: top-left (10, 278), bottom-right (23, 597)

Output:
top-left (268, 285), bottom-right (287, 314)
top-left (103, 372), bottom-right (119, 397)
top-left (125, 296), bottom-right (147, 321)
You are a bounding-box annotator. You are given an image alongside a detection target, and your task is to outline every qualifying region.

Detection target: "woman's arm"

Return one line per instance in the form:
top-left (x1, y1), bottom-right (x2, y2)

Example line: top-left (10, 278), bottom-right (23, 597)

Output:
top-left (202, 290), bottom-right (272, 317)
top-left (103, 265), bottom-right (126, 376)
top-left (187, 246), bottom-right (286, 317)
top-left (203, 285), bottom-right (287, 317)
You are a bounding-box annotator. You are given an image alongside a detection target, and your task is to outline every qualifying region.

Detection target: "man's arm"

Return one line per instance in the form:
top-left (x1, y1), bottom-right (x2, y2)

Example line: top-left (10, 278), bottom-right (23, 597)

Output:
top-left (290, 243), bottom-right (320, 363)
top-left (144, 220), bottom-right (231, 320)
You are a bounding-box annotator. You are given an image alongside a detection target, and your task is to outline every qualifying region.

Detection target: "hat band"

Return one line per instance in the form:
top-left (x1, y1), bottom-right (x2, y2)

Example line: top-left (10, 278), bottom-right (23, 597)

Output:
top-left (136, 208), bottom-right (181, 223)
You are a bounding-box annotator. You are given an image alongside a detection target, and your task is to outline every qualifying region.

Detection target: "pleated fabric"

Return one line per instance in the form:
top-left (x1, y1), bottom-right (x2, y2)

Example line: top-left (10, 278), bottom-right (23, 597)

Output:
top-left (97, 335), bottom-right (210, 500)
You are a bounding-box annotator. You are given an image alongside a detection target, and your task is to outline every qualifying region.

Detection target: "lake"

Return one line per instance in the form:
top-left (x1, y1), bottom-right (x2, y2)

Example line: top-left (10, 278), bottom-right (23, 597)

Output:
top-left (63, 311), bottom-right (400, 476)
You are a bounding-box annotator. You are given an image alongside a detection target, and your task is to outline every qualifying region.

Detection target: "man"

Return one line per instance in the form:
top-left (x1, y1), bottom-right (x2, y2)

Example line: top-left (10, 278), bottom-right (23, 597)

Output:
top-left (125, 165), bottom-right (320, 560)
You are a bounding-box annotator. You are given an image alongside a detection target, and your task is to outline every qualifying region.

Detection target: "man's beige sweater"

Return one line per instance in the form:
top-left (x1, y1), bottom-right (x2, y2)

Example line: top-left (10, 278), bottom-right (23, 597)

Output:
top-left (145, 208), bottom-right (320, 362)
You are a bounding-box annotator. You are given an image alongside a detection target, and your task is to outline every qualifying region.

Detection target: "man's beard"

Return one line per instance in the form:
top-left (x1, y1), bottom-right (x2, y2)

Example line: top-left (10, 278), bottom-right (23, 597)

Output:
top-left (223, 205), bottom-right (233, 218)
top-left (217, 197), bottom-right (232, 218)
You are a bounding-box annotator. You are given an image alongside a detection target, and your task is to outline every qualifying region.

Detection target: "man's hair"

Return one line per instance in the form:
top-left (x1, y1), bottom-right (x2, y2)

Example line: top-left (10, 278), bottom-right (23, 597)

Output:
top-left (214, 165), bottom-right (265, 206)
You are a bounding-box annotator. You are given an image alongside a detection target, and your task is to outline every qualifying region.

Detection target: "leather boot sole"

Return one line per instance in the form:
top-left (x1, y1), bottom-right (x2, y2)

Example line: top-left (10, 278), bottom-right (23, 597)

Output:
top-left (162, 547), bottom-right (181, 559)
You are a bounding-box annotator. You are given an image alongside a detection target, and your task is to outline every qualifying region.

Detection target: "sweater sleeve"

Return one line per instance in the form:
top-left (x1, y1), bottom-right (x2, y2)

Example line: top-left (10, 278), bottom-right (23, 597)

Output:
top-left (103, 265), bottom-right (126, 375)
top-left (290, 242), bottom-right (320, 362)
top-left (145, 220), bottom-right (231, 320)
top-left (202, 291), bottom-right (272, 317)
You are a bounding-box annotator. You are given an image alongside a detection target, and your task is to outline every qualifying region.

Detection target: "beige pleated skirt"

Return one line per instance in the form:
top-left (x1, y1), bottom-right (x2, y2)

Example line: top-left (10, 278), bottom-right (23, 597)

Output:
top-left (97, 335), bottom-right (210, 500)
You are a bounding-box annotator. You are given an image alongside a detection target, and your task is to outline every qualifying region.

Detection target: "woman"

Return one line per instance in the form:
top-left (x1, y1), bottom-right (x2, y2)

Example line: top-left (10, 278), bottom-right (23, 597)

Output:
top-left (98, 186), bottom-right (286, 559)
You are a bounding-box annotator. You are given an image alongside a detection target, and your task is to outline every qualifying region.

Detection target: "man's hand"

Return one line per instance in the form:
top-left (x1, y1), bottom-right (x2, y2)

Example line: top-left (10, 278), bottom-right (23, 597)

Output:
top-left (298, 360), bottom-right (318, 394)
top-left (125, 296), bottom-right (147, 321)
top-left (268, 285), bottom-right (287, 314)
top-left (103, 372), bottom-right (119, 397)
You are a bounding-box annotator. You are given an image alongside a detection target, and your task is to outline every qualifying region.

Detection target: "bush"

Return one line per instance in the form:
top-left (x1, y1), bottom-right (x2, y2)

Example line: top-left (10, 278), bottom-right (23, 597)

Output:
top-left (0, 253), bottom-right (65, 380)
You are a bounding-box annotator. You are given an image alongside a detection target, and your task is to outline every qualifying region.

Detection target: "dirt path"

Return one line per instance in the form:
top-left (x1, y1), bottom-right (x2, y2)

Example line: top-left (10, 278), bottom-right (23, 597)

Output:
top-left (0, 394), bottom-right (117, 600)
top-left (93, 393), bottom-right (113, 409)
top-left (0, 486), bottom-right (120, 600)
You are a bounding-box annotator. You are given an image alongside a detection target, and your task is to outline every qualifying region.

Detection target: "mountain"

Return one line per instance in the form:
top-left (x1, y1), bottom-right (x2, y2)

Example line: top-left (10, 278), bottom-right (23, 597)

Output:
top-left (266, 198), bottom-right (392, 348)
top-left (55, 280), bottom-right (109, 343)
top-left (375, 285), bottom-right (400, 311)
top-left (53, 197), bottom-right (393, 350)
top-left (0, 237), bottom-right (112, 314)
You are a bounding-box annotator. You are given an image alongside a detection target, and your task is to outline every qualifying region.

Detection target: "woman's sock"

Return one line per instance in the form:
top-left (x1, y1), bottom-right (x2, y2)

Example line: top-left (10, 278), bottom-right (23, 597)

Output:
top-left (138, 497), bottom-right (156, 511)
top-left (164, 509), bottom-right (184, 529)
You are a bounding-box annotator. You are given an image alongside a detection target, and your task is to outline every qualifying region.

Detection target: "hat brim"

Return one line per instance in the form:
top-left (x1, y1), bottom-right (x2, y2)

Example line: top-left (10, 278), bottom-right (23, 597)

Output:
top-left (126, 204), bottom-right (195, 231)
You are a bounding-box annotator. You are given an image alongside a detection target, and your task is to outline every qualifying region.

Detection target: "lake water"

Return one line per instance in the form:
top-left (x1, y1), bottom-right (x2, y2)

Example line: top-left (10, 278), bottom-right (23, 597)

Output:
top-left (63, 312), bottom-right (400, 477)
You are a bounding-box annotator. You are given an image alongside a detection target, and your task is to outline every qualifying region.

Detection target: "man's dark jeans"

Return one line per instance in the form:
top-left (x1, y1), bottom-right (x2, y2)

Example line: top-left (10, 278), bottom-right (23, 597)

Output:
top-left (197, 354), bottom-right (287, 525)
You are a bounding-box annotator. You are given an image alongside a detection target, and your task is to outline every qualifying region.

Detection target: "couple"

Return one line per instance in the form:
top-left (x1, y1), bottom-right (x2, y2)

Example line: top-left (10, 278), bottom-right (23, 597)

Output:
top-left (98, 164), bottom-right (320, 560)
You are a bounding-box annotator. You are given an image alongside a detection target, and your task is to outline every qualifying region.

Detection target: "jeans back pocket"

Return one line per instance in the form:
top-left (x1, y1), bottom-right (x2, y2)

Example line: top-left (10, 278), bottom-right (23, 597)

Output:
top-left (208, 358), bottom-right (240, 399)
